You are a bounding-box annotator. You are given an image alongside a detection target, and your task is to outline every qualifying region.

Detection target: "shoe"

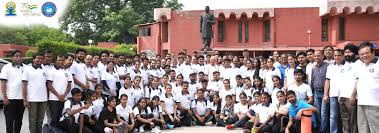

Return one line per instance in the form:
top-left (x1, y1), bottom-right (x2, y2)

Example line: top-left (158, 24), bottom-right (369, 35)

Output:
top-left (206, 121), bottom-right (213, 126)
top-left (166, 124), bottom-right (174, 129)
top-left (152, 127), bottom-right (161, 133)
top-left (139, 125), bottom-right (145, 132)
top-left (226, 124), bottom-right (234, 129)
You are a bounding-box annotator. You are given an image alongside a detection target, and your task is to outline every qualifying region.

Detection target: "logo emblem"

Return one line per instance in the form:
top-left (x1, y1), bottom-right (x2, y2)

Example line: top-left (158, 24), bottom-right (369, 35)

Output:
top-left (65, 73), bottom-right (68, 77)
top-left (20, 2), bottom-right (39, 16)
top-left (5, 2), bottom-right (17, 16)
top-left (341, 69), bottom-right (344, 73)
top-left (369, 68), bottom-right (374, 73)
top-left (41, 2), bottom-right (56, 17)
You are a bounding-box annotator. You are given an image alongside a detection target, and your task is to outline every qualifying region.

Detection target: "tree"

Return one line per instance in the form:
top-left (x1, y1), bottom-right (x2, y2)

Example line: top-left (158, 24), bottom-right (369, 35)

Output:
top-left (0, 26), bottom-right (29, 45)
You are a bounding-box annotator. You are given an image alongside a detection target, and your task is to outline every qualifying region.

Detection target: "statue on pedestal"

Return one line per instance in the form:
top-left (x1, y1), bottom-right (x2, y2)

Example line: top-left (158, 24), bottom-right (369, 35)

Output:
top-left (200, 6), bottom-right (215, 51)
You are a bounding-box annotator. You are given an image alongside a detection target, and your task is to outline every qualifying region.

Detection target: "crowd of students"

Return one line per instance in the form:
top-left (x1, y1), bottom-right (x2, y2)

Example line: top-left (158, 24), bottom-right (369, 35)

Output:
top-left (1, 41), bottom-right (378, 133)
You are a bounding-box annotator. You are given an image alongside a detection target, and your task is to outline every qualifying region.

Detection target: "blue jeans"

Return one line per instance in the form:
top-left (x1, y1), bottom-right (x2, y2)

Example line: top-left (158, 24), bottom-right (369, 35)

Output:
top-left (314, 90), bottom-right (329, 133)
top-left (330, 97), bottom-right (341, 133)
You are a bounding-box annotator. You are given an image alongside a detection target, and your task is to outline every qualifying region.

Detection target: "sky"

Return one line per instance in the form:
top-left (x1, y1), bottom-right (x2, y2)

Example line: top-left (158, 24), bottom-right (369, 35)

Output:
top-left (0, 0), bottom-right (326, 28)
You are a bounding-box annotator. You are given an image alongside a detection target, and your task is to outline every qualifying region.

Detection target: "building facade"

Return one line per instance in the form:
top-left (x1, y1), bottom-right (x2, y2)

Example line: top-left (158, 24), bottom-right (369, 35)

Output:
top-left (137, 0), bottom-right (379, 56)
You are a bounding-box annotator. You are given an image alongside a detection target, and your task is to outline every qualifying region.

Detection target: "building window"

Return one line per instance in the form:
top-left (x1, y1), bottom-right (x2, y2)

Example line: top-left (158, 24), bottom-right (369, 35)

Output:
top-left (263, 20), bottom-right (271, 42)
top-left (217, 21), bottom-right (225, 42)
top-left (339, 16), bottom-right (345, 41)
top-left (162, 22), bottom-right (168, 43)
top-left (140, 27), bottom-right (151, 36)
top-left (245, 22), bottom-right (249, 43)
top-left (238, 21), bottom-right (243, 43)
top-left (321, 18), bottom-right (328, 41)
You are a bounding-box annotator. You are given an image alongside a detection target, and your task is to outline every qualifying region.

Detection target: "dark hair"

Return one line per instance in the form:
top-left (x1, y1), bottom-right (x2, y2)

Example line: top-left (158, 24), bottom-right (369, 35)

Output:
top-left (306, 49), bottom-right (315, 54)
top-left (95, 84), bottom-right (102, 90)
top-left (294, 69), bottom-right (305, 76)
top-left (182, 81), bottom-right (189, 85)
top-left (198, 55), bottom-right (204, 59)
top-left (296, 52), bottom-right (306, 58)
top-left (261, 92), bottom-right (270, 99)
top-left (76, 48), bottom-right (86, 54)
top-left (252, 76), bottom-right (264, 89)
top-left (149, 96), bottom-right (161, 112)
top-left (213, 71), bottom-right (220, 75)
top-left (197, 89), bottom-right (205, 93)
top-left (176, 74), bottom-right (184, 79)
top-left (200, 79), bottom-right (208, 83)
top-left (235, 75), bottom-right (242, 79)
top-left (286, 90), bottom-right (297, 97)
top-left (323, 45), bottom-right (334, 52)
top-left (334, 49), bottom-right (344, 54)
top-left (71, 88), bottom-right (81, 96)
top-left (189, 73), bottom-right (197, 76)
top-left (87, 90), bottom-right (96, 98)
top-left (65, 53), bottom-right (75, 59)
top-left (198, 72), bottom-right (205, 75)
top-left (134, 97), bottom-right (148, 110)
top-left (225, 95), bottom-right (233, 100)
top-left (106, 96), bottom-right (117, 107)
top-left (32, 52), bottom-right (44, 59)
top-left (276, 90), bottom-right (285, 96)
top-left (120, 94), bottom-right (128, 100)
top-left (11, 50), bottom-right (22, 56)
top-left (359, 41), bottom-right (374, 53)
top-left (101, 50), bottom-right (109, 56)
top-left (344, 43), bottom-right (358, 55)
top-left (253, 91), bottom-right (261, 97)
top-left (239, 92), bottom-right (247, 98)
top-left (44, 49), bottom-right (53, 54)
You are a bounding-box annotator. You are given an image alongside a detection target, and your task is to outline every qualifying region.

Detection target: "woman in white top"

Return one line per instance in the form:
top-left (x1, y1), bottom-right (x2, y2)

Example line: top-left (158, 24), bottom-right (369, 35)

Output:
top-left (264, 58), bottom-right (281, 91)
top-left (101, 61), bottom-right (121, 96)
top-left (226, 92), bottom-right (250, 129)
top-left (82, 90), bottom-right (99, 132)
top-left (272, 91), bottom-right (290, 133)
top-left (131, 76), bottom-right (144, 105)
top-left (252, 76), bottom-right (265, 97)
top-left (211, 94), bottom-right (222, 123)
top-left (243, 78), bottom-right (254, 102)
top-left (270, 76), bottom-right (284, 105)
top-left (161, 84), bottom-right (180, 128)
top-left (149, 96), bottom-right (166, 129)
top-left (145, 76), bottom-right (163, 99)
top-left (116, 94), bottom-right (135, 132)
top-left (118, 76), bottom-right (135, 107)
top-left (284, 54), bottom-right (297, 90)
top-left (220, 79), bottom-right (235, 106)
top-left (93, 84), bottom-right (106, 120)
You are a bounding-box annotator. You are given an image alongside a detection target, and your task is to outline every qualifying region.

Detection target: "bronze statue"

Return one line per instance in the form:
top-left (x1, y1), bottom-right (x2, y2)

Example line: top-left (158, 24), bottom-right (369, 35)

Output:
top-left (200, 6), bottom-right (215, 51)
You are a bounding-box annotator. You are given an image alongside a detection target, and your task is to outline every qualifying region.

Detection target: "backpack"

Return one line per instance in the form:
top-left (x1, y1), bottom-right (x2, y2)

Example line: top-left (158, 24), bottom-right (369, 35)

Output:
top-left (194, 99), bottom-right (208, 107)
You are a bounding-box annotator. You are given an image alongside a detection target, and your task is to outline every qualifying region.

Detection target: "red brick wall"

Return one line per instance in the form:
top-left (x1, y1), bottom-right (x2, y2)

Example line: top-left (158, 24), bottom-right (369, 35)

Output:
top-left (0, 44), bottom-right (30, 57)
top-left (345, 13), bottom-right (379, 41)
top-left (98, 42), bottom-right (118, 48)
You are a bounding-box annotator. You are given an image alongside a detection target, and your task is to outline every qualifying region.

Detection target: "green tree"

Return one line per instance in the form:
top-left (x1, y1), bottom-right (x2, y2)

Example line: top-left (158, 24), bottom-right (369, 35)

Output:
top-left (0, 26), bottom-right (29, 45)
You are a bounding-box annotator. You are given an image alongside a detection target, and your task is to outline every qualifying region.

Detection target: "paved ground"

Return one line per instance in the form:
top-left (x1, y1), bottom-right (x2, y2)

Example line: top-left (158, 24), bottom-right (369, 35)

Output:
top-left (0, 108), bottom-right (243, 133)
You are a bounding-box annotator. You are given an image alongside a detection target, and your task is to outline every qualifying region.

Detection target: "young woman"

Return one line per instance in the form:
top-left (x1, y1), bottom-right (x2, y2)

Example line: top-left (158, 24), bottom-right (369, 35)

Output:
top-left (131, 76), bottom-right (144, 106)
top-left (161, 84), bottom-right (180, 128)
top-left (133, 97), bottom-right (160, 132)
top-left (149, 96), bottom-right (166, 129)
top-left (243, 91), bottom-right (262, 131)
top-left (220, 79), bottom-right (235, 106)
top-left (101, 61), bottom-right (121, 97)
top-left (270, 76), bottom-right (284, 105)
top-left (116, 94), bottom-right (135, 133)
top-left (93, 84), bottom-right (107, 120)
top-left (83, 90), bottom-right (101, 132)
top-left (217, 95), bottom-right (237, 127)
top-left (145, 76), bottom-right (163, 100)
top-left (252, 92), bottom-right (276, 133)
top-left (211, 94), bottom-right (222, 124)
top-left (284, 54), bottom-right (297, 90)
top-left (118, 76), bottom-right (135, 107)
top-left (272, 91), bottom-right (290, 133)
top-left (243, 78), bottom-right (254, 101)
top-left (226, 92), bottom-right (250, 129)
top-left (263, 58), bottom-right (281, 94)
top-left (98, 96), bottom-right (123, 133)
top-left (252, 76), bottom-right (265, 96)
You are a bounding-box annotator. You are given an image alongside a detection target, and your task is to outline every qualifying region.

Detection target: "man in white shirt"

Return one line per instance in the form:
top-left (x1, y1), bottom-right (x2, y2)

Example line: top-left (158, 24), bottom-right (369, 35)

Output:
top-left (71, 48), bottom-right (89, 92)
top-left (116, 55), bottom-right (128, 88)
top-left (288, 69), bottom-right (313, 104)
top-left (22, 53), bottom-right (48, 133)
top-left (323, 49), bottom-right (344, 133)
top-left (179, 55), bottom-right (193, 82)
top-left (208, 71), bottom-right (223, 100)
top-left (350, 42), bottom-right (379, 133)
top-left (206, 56), bottom-right (219, 81)
top-left (306, 49), bottom-right (315, 84)
top-left (84, 55), bottom-right (97, 90)
top-left (0, 50), bottom-right (25, 133)
top-left (98, 51), bottom-right (109, 71)
top-left (191, 89), bottom-right (212, 126)
top-left (47, 55), bottom-right (73, 127)
top-left (197, 56), bottom-right (207, 73)
top-left (175, 82), bottom-right (194, 126)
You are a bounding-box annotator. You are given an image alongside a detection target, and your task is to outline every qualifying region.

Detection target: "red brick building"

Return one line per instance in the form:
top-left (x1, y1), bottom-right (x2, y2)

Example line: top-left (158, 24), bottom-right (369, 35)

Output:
top-left (0, 44), bottom-right (30, 57)
top-left (137, 0), bottom-right (379, 56)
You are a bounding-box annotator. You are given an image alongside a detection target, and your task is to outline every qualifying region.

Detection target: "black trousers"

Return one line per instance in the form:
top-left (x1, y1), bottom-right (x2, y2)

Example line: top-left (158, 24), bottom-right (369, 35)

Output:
top-left (135, 114), bottom-right (155, 130)
top-left (163, 113), bottom-right (181, 127)
top-left (48, 101), bottom-right (64, 127)
top-left (216, 116), bottom-right (238, 127)
top-left (178, 109), bottom-right (192, 126)
top-left (4, 99), bottom-right (25, 133)
top-left (192, 114), bottom-right (213, 126)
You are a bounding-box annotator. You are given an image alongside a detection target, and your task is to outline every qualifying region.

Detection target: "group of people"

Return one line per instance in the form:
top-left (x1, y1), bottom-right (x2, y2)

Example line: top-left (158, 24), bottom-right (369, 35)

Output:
top-left (1, 41), bottom-right (378, 133)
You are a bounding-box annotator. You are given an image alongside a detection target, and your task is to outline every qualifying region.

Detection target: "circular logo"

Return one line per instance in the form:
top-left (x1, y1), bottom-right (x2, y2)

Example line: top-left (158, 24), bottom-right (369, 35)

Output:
top-left (5, 2), bottom-right (17, 16)
top-left (41, 2), bottom-right (56, 17)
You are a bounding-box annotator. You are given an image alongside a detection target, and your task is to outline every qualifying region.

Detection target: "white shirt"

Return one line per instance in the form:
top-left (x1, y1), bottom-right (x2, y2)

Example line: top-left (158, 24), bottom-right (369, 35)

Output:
top-left (220, 88), bottom-right (235, 107)
top-left (191, 99), bottom-right (211, 116)
top-left (255, 103), bottom-right (276, 124)
top-left (93, 97), bottom-right (105, 119)
top-left (160, 94), bottom-right (176, 115)
top-left (264, 67), bottom-right (281, 90)
top-left (179, 64), bottom-right (193, 82)
top-left (151, 105), bottom-right (163, 119)
top-left (285, 67), bottom-right (296, 87)
top-left (206, 65), bottom-right (219, 80)
top-left (208, 80), bottom-right (223, 93)
top-left (175, 92), bottom-right (194, 110)
top-left (234, 103), bottom-right (249, 114)
top-left (145, 86), bottom-right (163, 99)
top-left (234, 84), bottom-right (244, 102)
top-left (60, 100), bottom-right (85, 123)
top-left (339, 61), bottom-right (358, 98)
top-left (22, 65), bottom-right (48, 102)
top-left (271, 87), bottom-right (283, 105)
top-left (325, 63), bottom-right (344, 97)
top-left (133, 106), bottom-right (152, 116)
top-left (0, 64), bottom-right (23, 99)
top-left (354, 58), bottom-right (379, 106)
top-left (101, 70), bottom-right (120, 96)
top-left (306, 62), bottom-right (315, 84)
top-left (48, 67), bottom-right (73, 101)
top-left (84, 66), bottom-right (97, 90)
top-left (116, 104), bottom-right (133, 123)
top-left (132, 86), bottom-right (144, 105)
top-left (70, 61), bottom-right (88, 90)
top-left (119, 87), bottom-right (135, 107)
top-left (288, 83), bottom-right (313, 101)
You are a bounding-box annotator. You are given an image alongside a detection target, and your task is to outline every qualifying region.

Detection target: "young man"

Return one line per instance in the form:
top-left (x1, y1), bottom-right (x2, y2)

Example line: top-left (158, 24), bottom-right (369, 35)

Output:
top-left (350, 42), bottom-right (379, 133)
top-left (287, 69), bottom-right (313, 104)
top-left (22, 53), bottom-right (48, 133)
top-left (191, 89), bottom-right (212, 126)
top-left (285, 90), bottom-right (317, 133)
top-left (296, 52), bottom-right (308, 73)
top-left (311, 50), bottom-right (329, 133)
top-left (305, 49), bottom-right (315, 84)
top-left (1, 50), bottom-right (25, 133)
top-left (84, 55), bottom-right (97, 90)
top-left (323, 49), bottom-right (344, 133)
top-left (47, 55), bottom-right (73, 127)
top-left (175, 81), bottom-right (194, 126)
top-left (207, 71), bottom-right (223, 100)
top-left (58, 88), bottom-right (91, 133)
top-left (339, 44), bottom-right (359, 133)
top-left (70, 48), bottom-right (90, 92)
